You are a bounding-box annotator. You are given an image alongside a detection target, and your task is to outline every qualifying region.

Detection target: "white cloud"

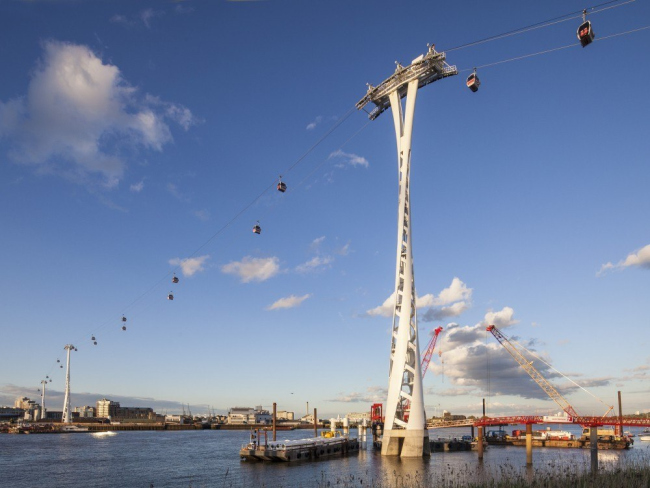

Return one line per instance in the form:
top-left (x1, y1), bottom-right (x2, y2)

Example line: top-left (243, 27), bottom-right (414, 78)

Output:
top-left (306, 116), bottom-right (323, 130)
top-left (598, 244), bottom-right (650, 276)
top-left (369, 278), bottom-right (472, 321)
top-left (0, 41), bottom-right (195, 188)
top-left (193, 209), bottom-right (210, 221)
top-left (140, 8), bottom-right (163, 28)
top-left (130, 180), bottom-right (144, 193)
top-left (483, 306), bottom-right (518, 329)
top-left (221, 256), bottom-right (280, 283)
top-left (329, 149), bottom-right (369, 168)
top-left (310, 236), bottom-right (326, 250)
top-left (329, 386), bottom-right (387, 403)
top-left (267, 294), bottom-right (311, 310)
top-left (295, 255), bottom-right (333, 273)
top-left (169, 255), bottom-right (210, 277)
top-left (432, 277), bottom-right (473, 306)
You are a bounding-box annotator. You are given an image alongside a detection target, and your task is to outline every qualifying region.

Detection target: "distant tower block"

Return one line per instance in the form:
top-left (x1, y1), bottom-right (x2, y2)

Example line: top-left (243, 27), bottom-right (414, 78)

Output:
top-left (357, 45), bottom-right (457, 457)
top-left (61, 344), bottom-right (75, 423)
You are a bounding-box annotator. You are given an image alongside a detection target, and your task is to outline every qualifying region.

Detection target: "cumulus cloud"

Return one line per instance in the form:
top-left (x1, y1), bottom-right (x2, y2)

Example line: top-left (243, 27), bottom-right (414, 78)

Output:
top-left (169, 255), bottom-right (210, 277)
top-left (598, 244), bottom-right (650, 276)
top-left (483, 306), bottom-right (518, 329)
top-left (329, 150), bottom-right (369, 168)
top-left (267, 294), bottom-right (311, 310)
top-left (221, 256), bottom-right (280, 283)
top-left (368, 278), bottom-right (472, 321)
top-left (0, 41), bottom-right (195, 188)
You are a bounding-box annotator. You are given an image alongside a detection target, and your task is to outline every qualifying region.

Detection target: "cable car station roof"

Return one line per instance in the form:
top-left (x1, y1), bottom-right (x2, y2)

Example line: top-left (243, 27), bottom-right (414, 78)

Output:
top-left (356, 45), bottom-right (458, 120)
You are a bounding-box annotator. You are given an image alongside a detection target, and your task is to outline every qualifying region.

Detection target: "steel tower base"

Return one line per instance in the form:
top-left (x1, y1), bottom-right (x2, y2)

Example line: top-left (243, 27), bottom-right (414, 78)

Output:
top-left (381, 429), bottom-right (431, 457)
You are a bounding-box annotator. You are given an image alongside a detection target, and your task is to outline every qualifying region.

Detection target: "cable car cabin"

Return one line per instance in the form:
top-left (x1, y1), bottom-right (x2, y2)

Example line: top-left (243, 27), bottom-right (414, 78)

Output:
top-left (122, 325), bottom-right (127, 331)
top-left (91, 336), bottom-right (95, 341)
top-left (466, 73), bottom-right (480, 92)
top-left (172, 275), bottom-right (179, 284)
top-left (93, 341), bottom-right (97, 345)
top-left (277, 181), bottom-right (287, 193)
top-left (168, 293), bottom-right (174, 301)
top-left (122, 316), bottom-right (127, 322)
top-left (577, 21), bottom-right (594, 47)
top-left (253, 224), bottom-right (261, 234)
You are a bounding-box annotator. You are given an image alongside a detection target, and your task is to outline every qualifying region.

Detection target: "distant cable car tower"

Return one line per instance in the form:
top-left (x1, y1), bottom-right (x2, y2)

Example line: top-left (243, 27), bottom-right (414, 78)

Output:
top-left (40, 379), bottom-right (47, 420)
top-left (61, 344), bottom-right (76, 423)
top-left (357, 44), bottom-right (457, 457)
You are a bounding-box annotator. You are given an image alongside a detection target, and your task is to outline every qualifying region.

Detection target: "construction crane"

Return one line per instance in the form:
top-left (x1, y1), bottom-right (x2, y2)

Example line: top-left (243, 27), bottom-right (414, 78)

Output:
top-left (421, 326), bottom-right (443, 379)
top-left (403, 326), bottom-right (443, 419)
top-left (486, 324), bottom-right (579, 419)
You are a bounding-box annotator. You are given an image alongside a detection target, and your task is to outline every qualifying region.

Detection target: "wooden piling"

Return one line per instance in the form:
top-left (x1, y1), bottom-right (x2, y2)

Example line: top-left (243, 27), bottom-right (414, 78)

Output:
top-left (525, 423), bottom-right (533, 466)
top-left (272, 402), bottom-right (277, 441)
top-left (477, 426), bottom-right (484, 461)
top-left (313, 408), bottom-right (317, 438)
top-left (618, 391), bottom-right (623, 437)
top-left (590, 426), bottom-right (598, 475)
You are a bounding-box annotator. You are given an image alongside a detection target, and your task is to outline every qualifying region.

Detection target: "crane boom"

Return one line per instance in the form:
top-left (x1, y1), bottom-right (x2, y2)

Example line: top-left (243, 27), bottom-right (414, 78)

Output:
top-left (486, 325), bottom-right (579, 419)
top-left (421, 326), bottom-right (443, 379)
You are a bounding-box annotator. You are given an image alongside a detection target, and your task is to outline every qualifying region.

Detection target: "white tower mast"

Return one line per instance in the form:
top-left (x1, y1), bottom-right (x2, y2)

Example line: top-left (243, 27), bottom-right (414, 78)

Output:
top-left (40, 380), bottom-right (47, 420)
top-left (62, 344), bottom-right (75, 423)
top-left (357, 45), bottom-right (457, 457)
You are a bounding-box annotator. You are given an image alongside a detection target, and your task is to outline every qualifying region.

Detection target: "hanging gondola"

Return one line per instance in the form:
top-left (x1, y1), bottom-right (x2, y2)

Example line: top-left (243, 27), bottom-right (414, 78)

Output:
top-left (172, 274), bottom-right (179, 284)
top-left (57, 359), bottom-right (60, 363)
top-left (122, 325), bottom-right (127, 331)
top-left (93, 341), bottom-right (97, 345)
top-left (122, 315), bottom-right (127, 323)
top-left (466, 68), bottom-right (480, 92)
top-left (277, 177), bottom-right (287, 193)
top-left (167, 292), bottom-right (174, 301)
top-left (577, 10), bottom-right (595, 47)
top-left (91, 336), bottom-right (95, 341)
top-left (252, 221), bottom-right (261, 234)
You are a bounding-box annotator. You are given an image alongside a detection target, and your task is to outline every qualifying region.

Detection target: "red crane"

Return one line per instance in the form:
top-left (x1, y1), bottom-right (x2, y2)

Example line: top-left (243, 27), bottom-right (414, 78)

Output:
top-left (421, 326), bottom-right (443, 378)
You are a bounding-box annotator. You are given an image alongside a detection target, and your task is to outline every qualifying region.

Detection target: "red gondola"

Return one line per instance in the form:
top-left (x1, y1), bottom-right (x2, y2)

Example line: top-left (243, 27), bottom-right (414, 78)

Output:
top-left (577, 10), bottom-right (595, 47)
top-left (467, 69), bottom-right (480, 92)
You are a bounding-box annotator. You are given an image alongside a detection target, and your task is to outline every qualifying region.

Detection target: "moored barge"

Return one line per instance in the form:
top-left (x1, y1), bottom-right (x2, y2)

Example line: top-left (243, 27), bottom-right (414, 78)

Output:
top-left (240, 429), bottom-right (359, 462)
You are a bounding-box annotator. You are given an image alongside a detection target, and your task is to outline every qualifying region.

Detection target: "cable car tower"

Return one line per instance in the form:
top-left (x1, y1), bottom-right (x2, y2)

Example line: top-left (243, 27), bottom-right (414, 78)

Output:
top-left (357, 45), bottom-right (457, 457)
top-left (61, 344), bottom-right (76, 423)
top-left (39, 379), bottom-right (47, 420)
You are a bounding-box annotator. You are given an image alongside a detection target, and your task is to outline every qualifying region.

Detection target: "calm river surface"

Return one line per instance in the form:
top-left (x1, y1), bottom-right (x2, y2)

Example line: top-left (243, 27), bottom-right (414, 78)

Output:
top-left (1, 426), bottom-right (649, 487)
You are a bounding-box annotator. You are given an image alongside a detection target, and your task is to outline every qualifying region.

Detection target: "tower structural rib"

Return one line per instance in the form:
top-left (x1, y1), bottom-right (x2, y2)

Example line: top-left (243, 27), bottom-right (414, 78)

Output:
top-left (357, 45), bottom-right (457, 457)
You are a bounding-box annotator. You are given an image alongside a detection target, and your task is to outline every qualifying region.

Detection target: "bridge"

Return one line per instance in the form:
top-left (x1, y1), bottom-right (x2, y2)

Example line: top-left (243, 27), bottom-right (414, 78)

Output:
top-left (427, 416), bottom-right (650, 430)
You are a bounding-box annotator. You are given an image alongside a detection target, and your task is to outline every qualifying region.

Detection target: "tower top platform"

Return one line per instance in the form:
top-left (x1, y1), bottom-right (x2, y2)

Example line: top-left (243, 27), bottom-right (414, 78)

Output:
top-left (356, 45), bottom-right (457, 120)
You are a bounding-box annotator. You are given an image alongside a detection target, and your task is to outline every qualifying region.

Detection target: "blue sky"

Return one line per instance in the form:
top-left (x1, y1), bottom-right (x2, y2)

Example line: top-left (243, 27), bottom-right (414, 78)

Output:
top-left (1, 0), bottom-right (648, 419)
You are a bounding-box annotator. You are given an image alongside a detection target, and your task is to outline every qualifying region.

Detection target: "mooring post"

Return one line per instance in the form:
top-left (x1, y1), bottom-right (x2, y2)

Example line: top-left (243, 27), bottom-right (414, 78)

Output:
top-left (314, 408), bottom-right (318, 438)
top-left (618, 391), bottom-right (623, 437)
top-left (525, 423), bottom-right (533, 466)
top-left (471, 425), bottom-right (475, 439)
top-left (590, 426), bottom-right (598, 475)
top-left (272, 402), bottom-right (277, 441)
top-left (477, 426), bottom-right (484, 461)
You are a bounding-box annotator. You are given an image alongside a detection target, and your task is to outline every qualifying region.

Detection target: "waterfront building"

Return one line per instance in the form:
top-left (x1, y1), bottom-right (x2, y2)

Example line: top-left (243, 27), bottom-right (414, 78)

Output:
top-left (227, 406), bottom-right (272, 424)
top-left (277, 410), bottom-right (294, 421)
top-left (0, 407), bottom-right (24, 420)
top-left (74, 406), bottom-right (96, 418)
top-left (96, 398), bottom-right (120, 418)
top-left (114, 407), bottom-right (155, 420)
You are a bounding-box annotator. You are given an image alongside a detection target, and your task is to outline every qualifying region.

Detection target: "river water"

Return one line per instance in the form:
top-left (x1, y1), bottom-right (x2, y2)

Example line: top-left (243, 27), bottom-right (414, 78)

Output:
top-left (1, 426), bottom-right (648, 487)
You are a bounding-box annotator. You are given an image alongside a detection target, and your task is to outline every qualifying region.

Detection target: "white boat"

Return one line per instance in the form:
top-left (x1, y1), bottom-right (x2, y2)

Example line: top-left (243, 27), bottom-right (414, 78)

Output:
top-left (639, 433), bottom-right (650, 441)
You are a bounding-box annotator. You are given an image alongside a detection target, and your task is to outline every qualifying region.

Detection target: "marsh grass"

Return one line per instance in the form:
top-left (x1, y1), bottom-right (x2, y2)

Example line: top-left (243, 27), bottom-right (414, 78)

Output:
top-left (312, 452), bottom-right (650, 488)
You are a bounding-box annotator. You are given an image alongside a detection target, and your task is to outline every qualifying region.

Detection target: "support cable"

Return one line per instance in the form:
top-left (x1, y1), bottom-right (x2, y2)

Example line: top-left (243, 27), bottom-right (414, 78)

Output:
top-left (443, 0), bottom-right (635, 53)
